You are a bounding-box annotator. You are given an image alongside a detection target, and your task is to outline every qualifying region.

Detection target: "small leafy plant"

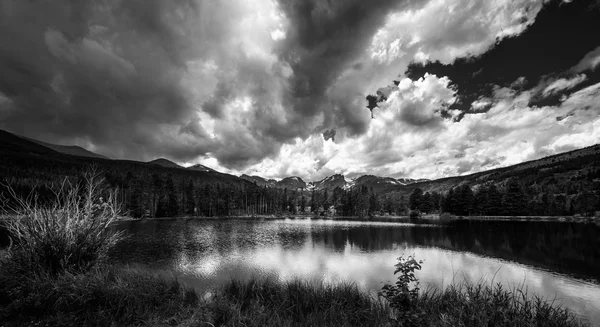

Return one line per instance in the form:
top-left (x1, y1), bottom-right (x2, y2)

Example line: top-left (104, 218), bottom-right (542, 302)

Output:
top-left (380, 255), bottom-right (425, 326)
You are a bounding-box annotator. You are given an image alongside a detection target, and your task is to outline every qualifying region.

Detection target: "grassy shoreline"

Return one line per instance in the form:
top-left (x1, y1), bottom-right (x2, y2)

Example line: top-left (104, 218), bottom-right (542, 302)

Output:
top-left (3, 213), bottom-right (598, 225)
top-left (103, 214), bottom-right (599, 223)
top-left (0, 264), bottom-right (590, 327)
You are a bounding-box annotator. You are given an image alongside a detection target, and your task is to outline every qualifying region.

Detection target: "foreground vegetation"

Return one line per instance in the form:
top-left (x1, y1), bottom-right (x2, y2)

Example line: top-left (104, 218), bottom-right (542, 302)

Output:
top-left (0, 171), bottom-right (591, 326)
top-left (0, 264), bottom-right (589, 327)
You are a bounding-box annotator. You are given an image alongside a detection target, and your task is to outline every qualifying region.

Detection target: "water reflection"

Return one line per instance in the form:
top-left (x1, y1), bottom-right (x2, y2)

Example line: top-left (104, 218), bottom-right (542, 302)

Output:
top-left (109, 218), bottom-right (600, 324)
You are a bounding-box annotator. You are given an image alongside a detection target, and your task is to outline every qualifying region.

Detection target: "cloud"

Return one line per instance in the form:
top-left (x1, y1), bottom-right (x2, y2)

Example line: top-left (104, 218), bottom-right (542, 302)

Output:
top-left (270, 0), bottom-right (428, 137)
top-left (0, 0), bottom-right (597, 181)
top-left (402, 0), bottom-right (600, 112)
top-left (470, 98), bottom-right (493, 112)
top-left (323, 129), bottom-right (336, 142)
top-left (542, 74), bottom-right (587, 97)
top-left (369, 0), bottom-right (544, 66)
top-left (573, 46), bottom-right (600, 72)
top-left (241, 77), bottom-right (600, 181)
top-left (379, 74), bottom-right (457, 127)
top-left (0, 0), bottom-right (219, 161)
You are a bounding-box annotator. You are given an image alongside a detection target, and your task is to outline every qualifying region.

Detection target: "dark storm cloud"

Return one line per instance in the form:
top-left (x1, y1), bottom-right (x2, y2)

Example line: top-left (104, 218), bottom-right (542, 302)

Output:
top-left (403, 0), bottom-right (600, 113)
top-left (322, 129), bottom-right (336, 141)
top-left (273, 0), bottom-right (424, 136)
top-left (193, 0), bottom-right (427, 169)
top-left (0, 0), bottom-right (219, 161)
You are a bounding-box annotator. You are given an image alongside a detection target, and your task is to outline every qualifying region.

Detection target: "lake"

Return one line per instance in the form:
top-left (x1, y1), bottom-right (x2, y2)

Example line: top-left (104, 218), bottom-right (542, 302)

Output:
top-left (106, 218), bottom-right (600, 325)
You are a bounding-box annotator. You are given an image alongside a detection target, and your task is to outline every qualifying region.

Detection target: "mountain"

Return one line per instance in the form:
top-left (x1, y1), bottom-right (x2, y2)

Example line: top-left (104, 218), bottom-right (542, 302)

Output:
top-left (348, 175), bottom-right (404, 193)
top-left (309, 174), bottom-right (346, 191)
top-left (397, 178), bottom-right (430, 185)
top-left (276, 176), bottom-right (306, 190)
top-left (345, 176), bottom-right (431, 193)
top-left (187, 164), bottom-right (217, 172)
top-left (25, 137), bottom-right (109, 159)
top-left (148, 158), bottom-right (182, 169)
top-left (240, 174), bottom-right (277, 187)
top-left (236, 173), bottom-right (432, 192)
top-left (387, 144), bottom-right (600, 197)
top-left (0, 129), bottom-right (61, 157)
top-left (0, 129), bottom-right (108, 160)
top-left (0, 128), bottom-right (250, 188)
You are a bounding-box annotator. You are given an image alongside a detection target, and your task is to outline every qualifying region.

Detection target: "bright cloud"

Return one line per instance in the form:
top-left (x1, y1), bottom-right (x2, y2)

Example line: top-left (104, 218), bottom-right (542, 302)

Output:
top-left (542, 74), bottom-right (587, 97)
top-left (369, 0), bottom-right (544, 65)
top-left (0, 0), bottom-right (598, 181)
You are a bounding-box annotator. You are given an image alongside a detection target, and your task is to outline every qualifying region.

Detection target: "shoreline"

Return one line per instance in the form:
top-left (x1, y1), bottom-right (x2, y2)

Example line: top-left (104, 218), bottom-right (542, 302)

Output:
top-left (0, 263), bottom-right (591, 327)
top-left (110, 214), bottom-right (600, 224)
top-left (2, 213), bottom-right (598, 225)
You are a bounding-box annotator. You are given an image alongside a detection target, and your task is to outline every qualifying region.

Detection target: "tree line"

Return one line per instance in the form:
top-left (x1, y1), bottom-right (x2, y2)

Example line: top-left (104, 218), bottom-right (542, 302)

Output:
top-left (1, 147), bottom-right (599, 218)
top-left (408, 177), bottom-right (600, 217)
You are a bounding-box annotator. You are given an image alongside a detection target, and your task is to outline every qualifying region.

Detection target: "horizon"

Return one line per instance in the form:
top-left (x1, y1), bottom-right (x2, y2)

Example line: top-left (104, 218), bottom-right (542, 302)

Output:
top-left (1, 0), bottom-right (599, 181)
top-left (4, 126), bottom-right (597, 184)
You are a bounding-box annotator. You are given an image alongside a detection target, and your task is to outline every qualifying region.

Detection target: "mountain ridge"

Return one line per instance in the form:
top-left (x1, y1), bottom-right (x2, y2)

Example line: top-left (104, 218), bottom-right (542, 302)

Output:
top-left (2, 128), bottom-right (598, 197)
top-left (19, 134), bottom-right (109, 159)
top-left (187, 164), bottom-right (217, 172)
top-left (148, 158), bottom-right (183, 169)
top-left (0, 128), bottom-right (247, 188)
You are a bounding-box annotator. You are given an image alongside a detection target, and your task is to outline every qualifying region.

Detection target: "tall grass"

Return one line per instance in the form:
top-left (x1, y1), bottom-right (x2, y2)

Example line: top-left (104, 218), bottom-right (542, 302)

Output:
top-left (0, 265), bottom-right (205, 327)
top-left (0, 167), bottom-right (123, 275)
top-left (417, 282), bottom-right (587, 327)
top-left (213, 278), bottom-right (391, 326)
top-left (0, 270), bottom-right (590, 327)
top-left (380, 256), bottom-right (589, 327)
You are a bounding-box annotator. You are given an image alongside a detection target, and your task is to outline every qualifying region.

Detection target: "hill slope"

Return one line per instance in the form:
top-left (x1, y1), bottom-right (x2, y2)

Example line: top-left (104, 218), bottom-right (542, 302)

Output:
top-left (276, 177), bottom-right (307, 190)
top-left (25, 137), bottom-right (109, 159)
top-left (0, 129), bottom-right (249, 188)
top-left (240, 175), bottom-right (277, 187)
top-left (187, 164), bottom-right (217, 173)
top-left (387, 144), bottom-right (600, 196)
top-left (148, 158), bottom-right (183, 169)
top-left (0, 129), bottom-right (61, 157)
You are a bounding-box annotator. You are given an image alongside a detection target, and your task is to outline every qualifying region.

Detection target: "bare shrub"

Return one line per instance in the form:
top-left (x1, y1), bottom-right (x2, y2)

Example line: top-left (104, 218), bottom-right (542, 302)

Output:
top-left (1, 167), bottom-right (124, 275)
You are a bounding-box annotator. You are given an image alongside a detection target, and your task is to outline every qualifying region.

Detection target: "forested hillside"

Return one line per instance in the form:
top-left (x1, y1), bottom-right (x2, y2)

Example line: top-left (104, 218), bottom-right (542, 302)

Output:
top-left (1, 128), bottom-right (599, 218)
top-left (393, 144), bottom-right (600, 217)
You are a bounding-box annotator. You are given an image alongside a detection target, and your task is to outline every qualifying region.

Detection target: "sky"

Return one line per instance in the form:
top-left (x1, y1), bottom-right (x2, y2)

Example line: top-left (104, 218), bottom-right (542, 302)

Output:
top-left (0, 0), bottom-right (599, 181)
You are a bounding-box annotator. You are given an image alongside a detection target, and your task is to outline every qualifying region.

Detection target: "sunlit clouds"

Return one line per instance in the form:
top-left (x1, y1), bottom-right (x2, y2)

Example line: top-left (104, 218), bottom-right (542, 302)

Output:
top-left (0, 0), bottom-right (598, 180)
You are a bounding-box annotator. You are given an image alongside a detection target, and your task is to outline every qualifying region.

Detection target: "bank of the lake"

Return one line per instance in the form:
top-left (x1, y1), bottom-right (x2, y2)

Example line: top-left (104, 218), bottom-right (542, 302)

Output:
top-left (0, 262), bottom-right (590, 327)
top-left (106, 213), bottom-right (600, 224)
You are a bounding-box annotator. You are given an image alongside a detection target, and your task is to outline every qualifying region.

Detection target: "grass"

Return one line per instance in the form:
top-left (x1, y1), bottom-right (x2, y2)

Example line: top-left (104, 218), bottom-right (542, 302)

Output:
top-left (417, 282), bottom-right (587, 327)
top-left (213, 278), bottom-right (390, 326)
top-left (0, 265), bottom-right (203, 327)
top-left (0, 266), bottom-right (590, 327)
top-left (0, 168), bottom-right (592, 326)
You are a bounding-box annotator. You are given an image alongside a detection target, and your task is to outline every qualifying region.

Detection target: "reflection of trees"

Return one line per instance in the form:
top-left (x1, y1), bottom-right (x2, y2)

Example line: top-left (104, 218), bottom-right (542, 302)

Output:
top-left (445, 221), bottom-right (600, 281)
top-left (108, 220), bottom-right (600, 283)
top-left (0, 225), bottom-right (10, 247)
top-left (109, 219), bottom-right (188, 267)
top-left (308, 221), bottom-right (600, 282)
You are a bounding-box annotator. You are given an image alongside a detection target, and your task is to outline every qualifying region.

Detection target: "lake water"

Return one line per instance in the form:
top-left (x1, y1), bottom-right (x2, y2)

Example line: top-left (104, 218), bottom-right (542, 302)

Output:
top-left (107, 218), bottom-right (600, 325)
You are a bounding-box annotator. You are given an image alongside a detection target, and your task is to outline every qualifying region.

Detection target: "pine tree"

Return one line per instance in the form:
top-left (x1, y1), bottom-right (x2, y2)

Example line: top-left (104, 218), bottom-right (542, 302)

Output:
top-left (185, 180), bottom-right (195, 215)
top-left (502, 179), bottom-right (526, 216)
top-left (485, 184), bottom-right (502, 216)
top-left (409, 188), bottom-right (424, 210)
top-left (300, 195), bottom-right (306, 213)
top-left (165, 176), bottom-right (178, 217)
top-left (442, 188), bottom-right (455, 214)
top-left (457, 185), bottom-right (474, 216)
